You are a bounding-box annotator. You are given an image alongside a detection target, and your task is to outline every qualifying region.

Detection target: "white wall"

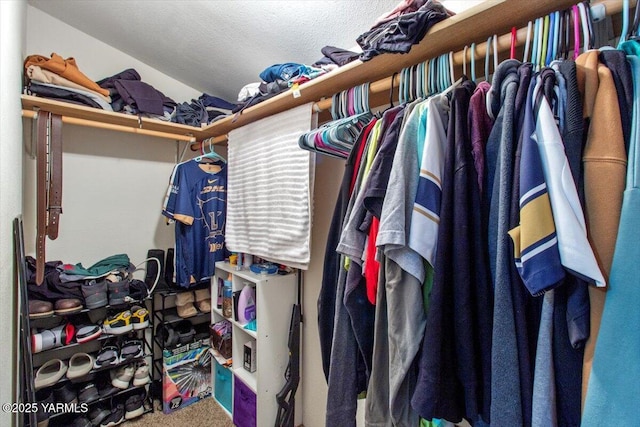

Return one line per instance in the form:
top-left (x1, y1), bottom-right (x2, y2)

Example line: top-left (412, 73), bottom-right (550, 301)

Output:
top-left (21, 6), bottom-right (351, 427)
top-left (302, 155), bottom-right (343, 426)
top-left (23, 5), bottom-right (202, 266)
top-left (0, 1), bottom-right (27, 425)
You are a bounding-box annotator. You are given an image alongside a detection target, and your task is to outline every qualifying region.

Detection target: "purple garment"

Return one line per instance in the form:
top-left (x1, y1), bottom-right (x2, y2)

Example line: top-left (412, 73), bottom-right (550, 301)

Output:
top-left (371, 0), bottom-right (429, 29)
top-left (468, 81), bottom-right (493, 194)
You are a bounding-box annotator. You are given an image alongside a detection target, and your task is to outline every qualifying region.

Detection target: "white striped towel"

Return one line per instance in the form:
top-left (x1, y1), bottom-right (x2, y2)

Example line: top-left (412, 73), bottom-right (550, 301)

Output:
top-left (226, 103), bottom-right (315, 270)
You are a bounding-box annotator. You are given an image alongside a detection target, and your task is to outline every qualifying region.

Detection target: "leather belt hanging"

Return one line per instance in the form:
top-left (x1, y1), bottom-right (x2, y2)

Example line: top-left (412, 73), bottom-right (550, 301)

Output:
top-left (35, 110), bottom-right (63, 285)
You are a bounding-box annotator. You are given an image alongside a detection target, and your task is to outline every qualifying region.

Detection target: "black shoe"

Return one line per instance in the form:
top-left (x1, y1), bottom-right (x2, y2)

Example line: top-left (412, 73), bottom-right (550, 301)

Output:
top-left (71, 416), bottom-right (92, 427)
top-left (100, 403), bottom-right (124, 427)
top-left (88, 404), bottom-right (111, 426)
top-left (124, 392), bottom-right (145, 419)
top-left (52, 382), bottom-right (77, 404)
top-left (36, 389), bottom-right (53, 426)
top-left (77, 382), bottom-right (99, 404)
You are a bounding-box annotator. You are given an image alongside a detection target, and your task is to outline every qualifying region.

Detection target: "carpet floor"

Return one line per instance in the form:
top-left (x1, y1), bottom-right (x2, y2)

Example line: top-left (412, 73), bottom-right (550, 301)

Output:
top-left (127, 397), bottom-right (234, 427)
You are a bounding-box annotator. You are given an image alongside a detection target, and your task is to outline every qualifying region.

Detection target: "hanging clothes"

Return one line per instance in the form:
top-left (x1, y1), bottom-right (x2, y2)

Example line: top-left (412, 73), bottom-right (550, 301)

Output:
top-left (162, 159), bottom-right (227, 288)
top-left (582, 42), bottom-right (640, 427)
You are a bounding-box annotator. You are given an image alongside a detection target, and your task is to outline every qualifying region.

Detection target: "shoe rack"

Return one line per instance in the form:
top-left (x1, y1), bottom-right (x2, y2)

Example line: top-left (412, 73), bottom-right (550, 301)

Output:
top-left (150, 283), bottom-right (213, 413)
top-left (26, 297), bottom-right (154, 427)
top-left (210, 261), bottom-right (301, 427)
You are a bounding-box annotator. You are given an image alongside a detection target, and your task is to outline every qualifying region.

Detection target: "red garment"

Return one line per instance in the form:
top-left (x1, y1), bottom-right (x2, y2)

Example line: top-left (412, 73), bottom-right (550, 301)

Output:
top-left (350, 118), bottom-right (378, 193)
top-left (365, 216), bottom-right (380, 304)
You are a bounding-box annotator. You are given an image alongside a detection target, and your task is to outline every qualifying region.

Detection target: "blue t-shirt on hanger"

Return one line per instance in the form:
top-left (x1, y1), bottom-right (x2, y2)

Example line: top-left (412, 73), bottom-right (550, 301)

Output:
top-left (163, 159), bottom-right (227, 288)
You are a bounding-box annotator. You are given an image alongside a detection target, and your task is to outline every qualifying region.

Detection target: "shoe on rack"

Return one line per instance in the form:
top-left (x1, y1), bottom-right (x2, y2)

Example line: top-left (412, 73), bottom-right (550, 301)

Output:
top-left (110, 364), bottom-right (135, 390)
top-left (99, 403), bottom-right (124, 427)
top-left (75, 324), bottom-right (102, 344)
top-left (94, 341), bottom-right (120, 369)
top-left (52, 382), bottom-right (77, 404)
top-left (78, 381), bottom-right (100, 404)
top-left (175, 320), bottom-right (196, 346)
top-left (130, 305), bottom-right (149, 330)
top-left (175, 291), bottom-right (197, 318)
top-left (32, 322), bottom-right (75, 353)
top-left (102, 310), bottom-right (133, 335)
top-left (67, 352), bottom-right (95, 381)
top-left (54, 298), bottom-right (83, 315)
top-left (96, 372), bottom-right (120, 398)
top-left (29, 299), bottom-right (54, 319)
top-left (88, 404), bottom-right (111, 427)
top-left (34, 359), bottom-right (67, 390)
top-left (71, 416), bottom-right (92, 427)
top-left (77, 382), bottom-right (99, 404)
top-left (81, 279), bottom-right (108, 309)
top-left (194, 288), bottom-right (211, 312)
top-left (36, 389), bottom-right (54, 427)
top-left (132, 361), bottom-right (151, 387)
top-left (120, 338), bottom-right (144, 362)
top-left (106, 272), bottom-right (130, 306)
top-left (124, 392), bottom-right (145, 420)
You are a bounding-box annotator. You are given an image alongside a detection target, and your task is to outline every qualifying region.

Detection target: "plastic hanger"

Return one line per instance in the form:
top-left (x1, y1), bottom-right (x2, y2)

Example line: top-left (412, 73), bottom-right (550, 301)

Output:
top-left (578, 2), bottom-right (591, 53)
top-left (493, 35), bottom-right (499, 75)
top-left (194, 138), bottom-right (226, 163)
top-left (463, 45), bottom-right (468, 77)
top-left (449, 51), bottom-right (455, 86)
top-left (389, 72), bottom-right (397, 107)
top-left (485, 35), bottom-right (492, 82)
top-left (584, 2), bottom-right (595, 49)
top-left (438, 53), bottom-right (449, 92)
top-left (619, 0), bottom-right (630, 48)
top-left (552, 11), bottom-right (561, 61)
top-left (470, 43), bottom-right (477, 82)
top-left (420, 61), bottom-right (427, 98)
top-left (536, 17), bottom-right (545, 68)
top-left (573, 5), bottom-right (581, 59)
top-left (531, 18), bottom-right (540, 69)
top-left (545, 13), bottom-right (554, 66)
top-left (541, 15), bottom-right (549, 67)
top-left (510, 27), bottom-right (517, 60)
top-left (631, 0), bottom-right (640, 38)
top-left (524, 21), bottom-right (533, 63)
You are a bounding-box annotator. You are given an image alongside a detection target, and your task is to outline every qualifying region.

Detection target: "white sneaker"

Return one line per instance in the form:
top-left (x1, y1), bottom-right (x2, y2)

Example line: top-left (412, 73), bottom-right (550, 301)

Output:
top-left (132, 362), bottom-right (151, 387)
top-left (110, 364), bottom-right (135, 390)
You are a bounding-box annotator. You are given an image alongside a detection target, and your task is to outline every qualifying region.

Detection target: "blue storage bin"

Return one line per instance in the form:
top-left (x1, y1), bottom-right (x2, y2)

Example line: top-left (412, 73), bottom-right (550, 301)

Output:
top-left (233, 376), bottom-right (256, 427)
top-left (214, 360), bottom-right (232, 413)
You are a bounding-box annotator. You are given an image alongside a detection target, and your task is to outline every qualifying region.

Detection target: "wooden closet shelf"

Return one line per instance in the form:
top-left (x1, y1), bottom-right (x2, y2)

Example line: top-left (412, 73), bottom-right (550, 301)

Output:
top-left (21, 95), bottom-right (207, 142)
top-left (22, 0), bottom-right (624, 146)
top-left (195, 0), bottom-right (577, 140)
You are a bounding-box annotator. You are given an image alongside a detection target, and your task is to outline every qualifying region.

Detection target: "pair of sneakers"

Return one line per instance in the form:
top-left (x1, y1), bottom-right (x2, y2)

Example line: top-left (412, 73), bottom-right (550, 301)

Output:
top-left (175, 288), bottom-right (211, 318)
top-left (111, 360), bottom-right (150, 390)
top-left (82, 270), bottom-right (131, 309)
top-left (102, 306), bottom-right (149, 335)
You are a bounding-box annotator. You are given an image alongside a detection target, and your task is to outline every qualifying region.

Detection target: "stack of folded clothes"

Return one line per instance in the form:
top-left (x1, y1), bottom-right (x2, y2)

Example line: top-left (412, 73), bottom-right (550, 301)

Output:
top-left (24, 53), bottom-right (114, 110)
top-left (174, 93), bottom-right (238, 127)
top-left (234, 62), bottom-right (328, 113)
top-left (97, 68), bottom-right (177, 121)
top-left (356, 0), bottom-right (454, 61)
top-left (312, 46), bottom-right (361, 72)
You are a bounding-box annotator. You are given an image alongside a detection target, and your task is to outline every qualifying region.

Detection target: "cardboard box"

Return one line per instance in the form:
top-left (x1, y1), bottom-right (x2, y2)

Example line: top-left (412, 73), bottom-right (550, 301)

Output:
top-left (243, 341), bottom-right (256, 373)
top-left (162, 338), bottom-right (212, 414)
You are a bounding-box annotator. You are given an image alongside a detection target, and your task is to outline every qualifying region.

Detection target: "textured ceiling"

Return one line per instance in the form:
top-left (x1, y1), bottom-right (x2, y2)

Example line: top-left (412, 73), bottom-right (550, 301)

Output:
top-left (27, 0), bottom-right (395, 101)
top-left (27, 0), bottom-right (481, 102)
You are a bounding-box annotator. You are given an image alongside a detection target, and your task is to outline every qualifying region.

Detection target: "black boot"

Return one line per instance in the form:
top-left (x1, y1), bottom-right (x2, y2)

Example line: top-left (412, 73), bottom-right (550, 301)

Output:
top-left (164, 248), bottom-right (175, 288)
top-left (145, 249), bottom-right (167, 292)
